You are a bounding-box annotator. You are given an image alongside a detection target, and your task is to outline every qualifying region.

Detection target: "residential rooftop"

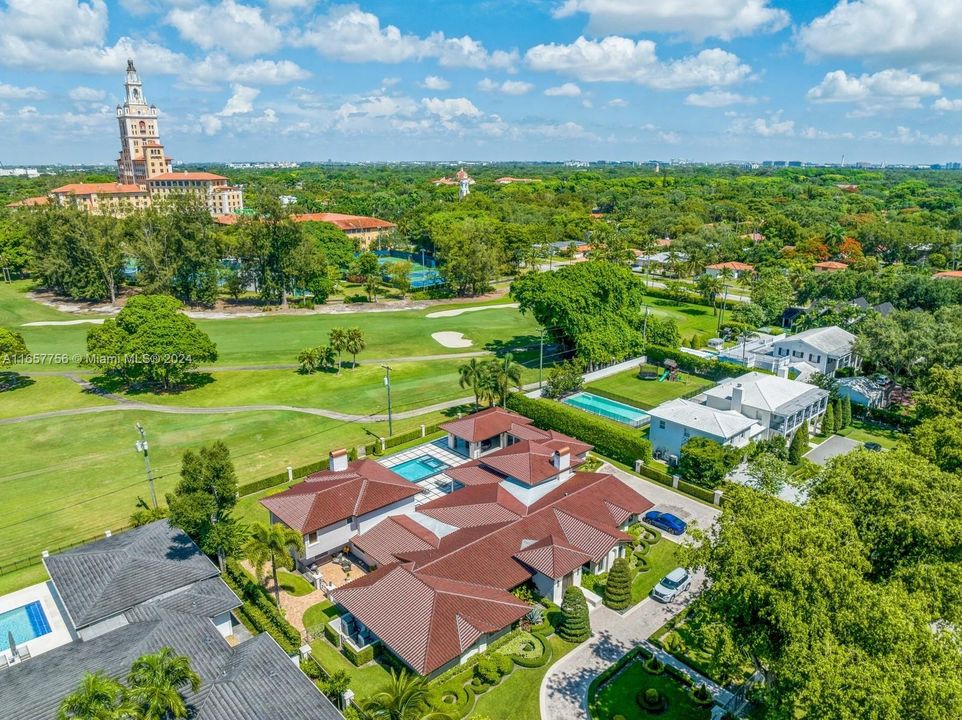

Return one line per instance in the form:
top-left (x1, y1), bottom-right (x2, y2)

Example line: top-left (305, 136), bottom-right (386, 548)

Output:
top-left (647, 397), bottom-right (761, 438)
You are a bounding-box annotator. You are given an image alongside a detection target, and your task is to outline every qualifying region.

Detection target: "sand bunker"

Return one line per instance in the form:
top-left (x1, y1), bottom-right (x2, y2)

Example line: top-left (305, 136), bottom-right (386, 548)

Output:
top-left (425, 303), bottom-right (519, 319)
top-left (22, 319), bottom-right (106, 327)
top-left (432, 331), bottom-right (473, 348)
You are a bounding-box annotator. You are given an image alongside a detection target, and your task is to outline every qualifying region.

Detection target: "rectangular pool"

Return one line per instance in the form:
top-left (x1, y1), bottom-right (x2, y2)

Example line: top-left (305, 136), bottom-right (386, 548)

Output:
top-left (390, 455), bottom-right (450, 482)
top-left (0, 601), bottom-right (52, 652)
top-left (562, 392), bottom-right (650, 428)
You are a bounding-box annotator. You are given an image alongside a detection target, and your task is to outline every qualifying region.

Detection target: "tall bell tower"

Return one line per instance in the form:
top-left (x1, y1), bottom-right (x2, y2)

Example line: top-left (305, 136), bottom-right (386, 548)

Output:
top-left (116, 59), bottom-right (172, 186)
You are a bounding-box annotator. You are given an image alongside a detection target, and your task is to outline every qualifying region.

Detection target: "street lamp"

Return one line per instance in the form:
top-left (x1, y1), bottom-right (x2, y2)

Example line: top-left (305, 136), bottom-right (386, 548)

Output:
top-left (134, 423), bottom-right (158, 509)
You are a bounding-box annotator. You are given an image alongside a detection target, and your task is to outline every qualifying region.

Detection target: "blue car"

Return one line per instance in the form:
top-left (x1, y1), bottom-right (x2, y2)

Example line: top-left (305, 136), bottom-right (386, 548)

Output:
top-left (643, 511), bottom-right (687, 535)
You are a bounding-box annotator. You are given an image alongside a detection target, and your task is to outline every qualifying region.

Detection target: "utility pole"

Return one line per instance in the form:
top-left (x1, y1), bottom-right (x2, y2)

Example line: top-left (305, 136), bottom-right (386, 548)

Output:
top-left (642, 305), bottom-right (650, 344)
top-left (381, 365), bottom-right (393, 437)
top-left (134, 423), bottom-right (158, 509)
top-left (716, 286), bottom-right (729, 336)
top-left (538, 329), bottom-right (546, 389)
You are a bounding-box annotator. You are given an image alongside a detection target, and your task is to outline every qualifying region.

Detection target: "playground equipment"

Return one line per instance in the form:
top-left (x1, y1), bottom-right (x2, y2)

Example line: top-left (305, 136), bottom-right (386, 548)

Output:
top-left (662, 359), bottom-right (680, 382)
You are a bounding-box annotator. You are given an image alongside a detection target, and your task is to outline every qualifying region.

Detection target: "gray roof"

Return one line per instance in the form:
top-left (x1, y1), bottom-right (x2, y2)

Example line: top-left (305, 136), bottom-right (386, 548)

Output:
top-left (775, 325), bottom-right (856, 357)
top-left (44, 521), bottom-right (220, 629)
top-left (707, 372), bottom-right (827, 416)
top-left (648, 398), bottom-right (761, 439)
top-left (0, 578), bottom-right (340, 720)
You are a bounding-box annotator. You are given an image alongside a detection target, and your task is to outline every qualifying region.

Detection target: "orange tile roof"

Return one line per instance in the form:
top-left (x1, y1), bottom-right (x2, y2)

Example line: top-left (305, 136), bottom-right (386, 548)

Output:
top-left (440, 407), bottom-right (535, 443)
top-left (934, 270), bottom-right (962, 279)
top-left (814, 261), bottom-right (848, 270)
top-left (50, 183), bottom-right (146, 196)
top-left (148, 171), bottom-right (228, 181)
top-left (6, 195), bottom-right (49, 207)
top-left (291, 212), bottom-right (396, 231)
top-left (707, 261), bottom-right (755, 271)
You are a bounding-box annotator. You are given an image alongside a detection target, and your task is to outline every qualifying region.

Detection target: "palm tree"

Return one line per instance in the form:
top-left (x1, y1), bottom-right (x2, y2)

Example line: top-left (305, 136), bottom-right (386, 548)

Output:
top-left (329, 327), bottom-right (348, 374)
top-left (318, 345), bottom-right (337, 371)
top-left (488, 353), bottom-right (524, 407)
top-left (126, 647), bottom-right (201, 720)
top-left (345, 327), bottom-right (366, 369)
top-left (458, 358), bottom-right (486, 410)
top-left (58, 672), bottom-right (130, 720)
top-left (362, 669), bottom-right (449, 720)
top-left (245, 522), bottom-right (305, 604)
top-left (695, 274), bottom-right (724, 315)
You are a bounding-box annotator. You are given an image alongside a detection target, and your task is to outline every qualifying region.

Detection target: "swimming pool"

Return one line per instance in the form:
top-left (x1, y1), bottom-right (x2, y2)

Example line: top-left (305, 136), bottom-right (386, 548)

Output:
top-left (390, 455), bottom-right (450, 482)
top-left (0, 601), bottom-right (52, 652)
top-left (562, 392), bottom-right (650, 428)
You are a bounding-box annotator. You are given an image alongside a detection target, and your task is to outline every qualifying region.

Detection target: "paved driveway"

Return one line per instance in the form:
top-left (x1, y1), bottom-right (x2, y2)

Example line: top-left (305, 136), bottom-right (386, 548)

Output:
top-left (540, 574), bottom-right (705, 720)
top-left (599, 463), bottom-right (721, 543)
top-left (804, 435), bottom-right (862, 466)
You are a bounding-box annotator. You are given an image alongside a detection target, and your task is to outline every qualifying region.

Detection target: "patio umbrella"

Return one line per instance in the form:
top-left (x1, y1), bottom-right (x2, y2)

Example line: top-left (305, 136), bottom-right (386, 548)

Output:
top-left (7, 631), bottom-right (17, 661)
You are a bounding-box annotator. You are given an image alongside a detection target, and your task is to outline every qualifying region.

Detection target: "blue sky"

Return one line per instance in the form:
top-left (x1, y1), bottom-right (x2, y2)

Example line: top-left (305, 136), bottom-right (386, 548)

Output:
top-left (1, 0), bottom-right (961, 164)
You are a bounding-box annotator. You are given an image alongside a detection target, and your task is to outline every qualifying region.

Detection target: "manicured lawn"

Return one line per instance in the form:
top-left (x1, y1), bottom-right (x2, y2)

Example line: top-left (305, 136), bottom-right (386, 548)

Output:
top-left (639, 294), bottom-right (722, 339)
top-left (310, 637), bottom-right (394, 700)
top-left (587, 368), bottom-right (715, 410)
top-left (471, 635), bottom-right (579, 720)
top-left (0, 375), bottom-right (112, 419)
top-left (590, 659), bottom-right (711, 720)
top-left (277, 569), bottom-right (314, 596)
top-left (302, 599), bottom-right (343, 630)
top-left (632, 541), bottom-right (686, 604)
top-left (835, 418), bottom-right (902, 449)
top-left (0, 280), bottom-right (101, 325)
top-left (0, 564), bottom-right (49, 596)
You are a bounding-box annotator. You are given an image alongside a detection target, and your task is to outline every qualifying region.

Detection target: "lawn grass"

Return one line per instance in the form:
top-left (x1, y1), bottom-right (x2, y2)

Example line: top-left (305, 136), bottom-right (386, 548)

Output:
top-left (586, 367), bottom-right (714, 410)
top-left (0, 564), bottom-right (50, 596)
top-left (277, 569), bottom-right (314, 596)
top-left (590, 658), bottom-right (711, 720)
top-left (0, 375), bottom-right (112, 419)
top-left (632, 541), bottom-right (685, 604)
top-left (302, 599), bottom-right (343, 630)
top-left (471, 635), bottom-right (579, 720)
top-left (0, 280), bottom-right (101, 325)
top-left (835, 418), bottom-right (902, 449)
top-left (310, 637), bottom-right (394, 700)
top-left (639, 293), bottom-right (722, 339)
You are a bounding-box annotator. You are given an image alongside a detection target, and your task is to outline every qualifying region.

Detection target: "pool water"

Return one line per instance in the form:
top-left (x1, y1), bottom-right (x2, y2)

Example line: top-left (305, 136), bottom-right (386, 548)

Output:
top-left (390, 455), bottom-right (449, 482)
top-left (0, 601), bottom-right (51, 651)
top-left (562, 392), bottom-right (650, 428)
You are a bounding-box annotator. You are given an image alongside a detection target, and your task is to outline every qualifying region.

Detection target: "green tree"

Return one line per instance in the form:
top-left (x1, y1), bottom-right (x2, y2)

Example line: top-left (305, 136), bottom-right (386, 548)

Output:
top-left (788, 423), bottom-right (809, 464)
top-left (362, 669), bottom-right (448, 720)
top-left (678, 437), bottom-right (741, 489)
top-left (58, 672), bottom-right (130, 720)
top-left (345, 327), bottom-right (365, 368)
top-left (487, 352), bottom-right (523, 406)
top-left (910, 417), bottom-right (962, 475)
top-left (558, 586), bottom-right (591, 642)
top-left (833, 399), bottom-right (842, 432)
top-left (750, 268), bottom-right (794, 324)
top-left (245, 522), bottom-right (305, 605)
top-left (542, 359), bottom-right (584, 399)
top-left (322, 669), bottom-right (351, 709)
top-left (433, 217), bottom-right (502, 296)
top-left (745, 452), bottom-right (791, 496)
top-left (0, 327), bottom-right (28, 368)
top-left (84, 294), bottom-right (217, 390)
top-left (696, 274), bottom-right (724, 315)
top-left (356, 252), bottom-right (381, 302)
top-left (236, 198), bottom-right (303, 308)
top-left (329, 327), bottom-right (348, 374)
top-left (166, 441), bottom-right (243, 568)
top-left (126, 647), bottom-right (201, 720)
top-left (603, 557), bottom-right (633, 610)
top-left (841, 395), bottom-right (852, 428)
top-left (820, 403), bottom-right (835, 436)
top-left (297, 346), bottom-right (322, 374)
top-left (385, 260), bottom-right (412, 298)
top-left (916, 365), bottom-right (962, 420)
top-left (458, 357), bottom-right (487, 410)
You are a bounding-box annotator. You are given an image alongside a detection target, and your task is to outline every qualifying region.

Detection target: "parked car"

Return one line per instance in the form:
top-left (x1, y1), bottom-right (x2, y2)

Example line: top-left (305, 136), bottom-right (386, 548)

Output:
top-left (643, 510), bottom-right (687, 535)
top-left (864, 442), bottom-right (882, 452)
top-left (651, 567), bottom-right (692, 603)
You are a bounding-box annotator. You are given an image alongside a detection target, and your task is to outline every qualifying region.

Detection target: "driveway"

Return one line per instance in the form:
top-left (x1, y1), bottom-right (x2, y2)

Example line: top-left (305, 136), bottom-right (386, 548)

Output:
top-left (599, 463), bottom-right (720, 543)
top-left (540, 574), bottom-right (705, 720)
top-left (804, 435), bottom-right (861, 466)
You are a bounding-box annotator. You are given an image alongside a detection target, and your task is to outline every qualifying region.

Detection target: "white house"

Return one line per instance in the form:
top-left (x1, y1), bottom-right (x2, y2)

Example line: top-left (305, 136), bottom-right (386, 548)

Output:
top-left (771, 326), bottom-right (858, 377)
top-left (648, 398), bottom-right (765, 460)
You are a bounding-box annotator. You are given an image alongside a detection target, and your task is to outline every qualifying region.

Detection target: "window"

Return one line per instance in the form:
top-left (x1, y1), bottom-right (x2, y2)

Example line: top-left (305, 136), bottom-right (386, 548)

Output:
top-left (308, 531), bottom-right (317, 544)
top-left (658, 420), bottom-right (666, 429)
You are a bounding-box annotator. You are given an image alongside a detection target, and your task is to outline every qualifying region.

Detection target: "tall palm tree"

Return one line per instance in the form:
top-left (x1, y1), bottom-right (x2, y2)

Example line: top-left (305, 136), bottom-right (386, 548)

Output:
top-left (345, 327), bottom-right (366, 369)
top-left (245, 522), bottom-right (305, 604)
top-left (488, 353), bottom-right (524, 407)
top-left (58, 672), bottom-right (130, 720)
top-left (362, 669), bottom-right (449, 720)
top-left (458, 358), bottom-right (486, 410)
top-left (126, 648), bottom-right (201, 720)
top-left (329, 327), bottom-right (348, 374)
top-left (318, 345), bottom-right (337, 371)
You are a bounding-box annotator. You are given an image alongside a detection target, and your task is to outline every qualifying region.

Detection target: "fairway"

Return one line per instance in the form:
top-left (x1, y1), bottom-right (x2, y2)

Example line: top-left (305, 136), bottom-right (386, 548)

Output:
top-left (640, 293), bottom-right (721, 339)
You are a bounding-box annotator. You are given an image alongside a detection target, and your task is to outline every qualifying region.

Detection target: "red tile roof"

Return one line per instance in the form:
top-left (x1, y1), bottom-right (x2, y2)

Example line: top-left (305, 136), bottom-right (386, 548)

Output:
top-left (814, 261), bottom-right (848, 270)
top-left (50, 183), bottom-right (146, 196)
top-left (440, 407), bottom-right (535, 443)
top-left (333, 564), bottom-right (529, 675)
top-left (148, 171), bottom-right (228, 181)
top-left (416, 484), bottom-right (525, 527)
top-left (260, 459), bottom-right (418, 534)
top-left (479, 441), bottom-right (564, 486)
top-left (291, 213), bottom-right (396, 231)
top-left (513, 535), bottom-right (591, 578)
top-left (933, 270), bottom-right (962, 280)
top-left (352, 515), bottom-right (439, 567)
top-left (707, 261), bottom-right (755, 271)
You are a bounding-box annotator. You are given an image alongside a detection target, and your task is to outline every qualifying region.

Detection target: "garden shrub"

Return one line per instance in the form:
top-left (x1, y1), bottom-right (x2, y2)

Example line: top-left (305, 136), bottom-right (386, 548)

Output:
top-left (691, 684), bottom-right (714, 707)
top-left (342, 640), bottom-right (376, 666)
top-left (603, 558), bottom-right (633, 611)
top-left (558, 586), bottom-right (591, 643)
top-left (637, 687), bottom-right (667, 712)
top-left (494, 653), bottom-right (514, 677)
top-left (640, 525), bottom-right (661, 544)
top-left (635, 537), bottom-right (650, 554)
top-left (474, 656), bottom-right (501, 685)
top-left (322, 623), bottom-right (340, 647)
top-left (634, 551), bottom-right (650, 570)
top-left (644, 656), bottom-right (666, 675)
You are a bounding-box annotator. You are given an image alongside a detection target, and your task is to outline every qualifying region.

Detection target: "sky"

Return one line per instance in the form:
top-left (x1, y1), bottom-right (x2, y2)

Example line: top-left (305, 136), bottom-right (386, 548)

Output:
top-left (1, 0), bottom-right (962, 165)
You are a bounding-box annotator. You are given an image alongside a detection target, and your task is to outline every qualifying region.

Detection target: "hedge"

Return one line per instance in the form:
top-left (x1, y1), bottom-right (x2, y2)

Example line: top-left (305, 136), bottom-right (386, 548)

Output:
top-left (323, 622), bottom-right (341, 647)
top-left (342, 639), bottom-right (376, 666)
top-left (223, 560), bottom-right (302, 654)
top-left (506, 394), bottom-right (652, 466)
top-left (677, 479), bottom-right (718, 504)
top-left (646, 345), bottom-right (751, 381)
top-left (636, 463), bottom-right (674, 486)
top-left (851, 403), bottom-right (918, 429)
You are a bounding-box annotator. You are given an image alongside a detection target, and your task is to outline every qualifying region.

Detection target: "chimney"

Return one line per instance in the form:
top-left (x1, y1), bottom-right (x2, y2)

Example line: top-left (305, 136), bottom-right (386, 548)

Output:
top-left (731, 384), bottom-right (743, 414)
top-left (552, 446), bottom-right (571, 472)
top-left (329, 449), bottom-right (349, 472)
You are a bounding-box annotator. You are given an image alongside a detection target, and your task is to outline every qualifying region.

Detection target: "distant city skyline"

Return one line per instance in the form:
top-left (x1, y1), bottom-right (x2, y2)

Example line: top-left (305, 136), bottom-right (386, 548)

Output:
top-left (1, 1), bottom-right (961, 165)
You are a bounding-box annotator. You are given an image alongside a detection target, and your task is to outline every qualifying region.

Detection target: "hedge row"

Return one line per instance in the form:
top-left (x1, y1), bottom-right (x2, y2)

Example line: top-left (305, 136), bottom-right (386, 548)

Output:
top-left (224, 560), bottom-right (302, 653)
top-left (635, 463), bottom-right (674, 486)
top-left (343, 640), bottom-right (376, 666)
top-left (323, 622), bottom-right (340, 648)
top-left (851, 403), bottom-right (918, 429)
top-left (678, 479), bottom-right (718, 504)
top-left (646, 345), bottom-right (751, 381)
top-left (506, 394), bottom-right (652, 466)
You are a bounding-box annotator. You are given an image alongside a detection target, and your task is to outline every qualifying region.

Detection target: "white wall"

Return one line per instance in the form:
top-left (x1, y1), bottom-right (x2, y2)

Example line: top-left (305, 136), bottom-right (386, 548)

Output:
top-left (649, 418), bottom-right (730, 458)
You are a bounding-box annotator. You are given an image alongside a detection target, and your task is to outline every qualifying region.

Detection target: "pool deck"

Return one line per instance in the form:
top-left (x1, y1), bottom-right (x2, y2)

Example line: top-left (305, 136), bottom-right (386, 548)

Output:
top-left (377, 439), bottom-right (470, 503)
top-left (0, 581), bottom-right (75, 662)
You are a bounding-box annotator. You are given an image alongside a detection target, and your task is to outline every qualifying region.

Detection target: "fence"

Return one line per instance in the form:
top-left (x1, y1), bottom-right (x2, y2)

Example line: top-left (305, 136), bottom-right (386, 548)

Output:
top-left (633, 461), bottom-right (722, 505)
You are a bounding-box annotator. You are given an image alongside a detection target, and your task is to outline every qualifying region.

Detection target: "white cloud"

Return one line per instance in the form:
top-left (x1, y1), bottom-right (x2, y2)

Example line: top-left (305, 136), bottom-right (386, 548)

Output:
top-left (806, 69), bottom-right (940, 114)
top-left (68, 85), bottom-right (106, 101)
top-left (0, 0), bottom-right (108, 49)
top-left (554, 0), bottom-right (790, 41)
top-left (295, 5), bottom-right (517, 70)
top-left (0, 83), bottom-right (47, 100)
top-left (189, 54), bottom-right (310, 87)
top-left (220, 84), bottom-right (259, 115)
top-left (934, 97), bottom-right (962, 111)
top-left (658, 130), bottom-right (681, 144)
top-left (799, 1), bottom-right (960, 74)
top-left (18, 105), bottom-right (39, 116)
top-left (167, 0), bottom-right (283, 57)
top-left (685, 90), bottom-right (756, 107)
top-left (525, 37), bottom-right (751, 89)
top-left (544, 82), bottom-right (581, 97)
top-left (199, 113), bottom-right (223, 135)
top-left (531, 121), bottom-right (599, 141)
top-left (421, 96), bottom-right (483, 120)
top-left (339, 95), bottom-right (419, 120)
top-left (478, 78), bottom-right (534, 95)
top-left (607, 97), bottom-right (628, 107)
top-left (729, 113), bottom-right (795, 137)
top-left (422, 75), bottom-right (451, 90)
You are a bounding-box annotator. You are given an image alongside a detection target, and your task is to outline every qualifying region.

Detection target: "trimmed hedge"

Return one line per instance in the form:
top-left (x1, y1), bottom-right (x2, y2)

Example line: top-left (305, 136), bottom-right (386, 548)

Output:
top-left (342, 639), bottom-right (376, 666)
top-left (323, 622), bottom-right (340, 648)
top-left (677, 478), bottom-right (718, 504)
top-left (223, 560), bottom-right (301, 655)
top-left (636, 463), bottom-right (674, 486)
top-left (646, 345), bottom-right (752, 381)
top-left (506, 394), bottom-right (652, 466)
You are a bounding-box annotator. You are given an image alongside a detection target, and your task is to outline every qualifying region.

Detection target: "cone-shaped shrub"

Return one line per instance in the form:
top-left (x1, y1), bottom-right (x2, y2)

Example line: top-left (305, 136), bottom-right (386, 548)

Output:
top-left (603, 558), bottom-right (633, 610)
top-left (559, 586), bottom-right (591, 642)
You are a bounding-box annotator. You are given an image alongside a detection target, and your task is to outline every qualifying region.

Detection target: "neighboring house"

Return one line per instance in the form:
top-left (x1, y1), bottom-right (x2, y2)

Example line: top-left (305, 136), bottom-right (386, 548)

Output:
top-left (2, 521), bottom-right (340, 720)
top-left (836, 376), bottom-right (891, 409)
top-left (632, 252), bottom-right (686, 274)
top-left (648, 398), bottom-right (765, 460)
top-left (214, 212), bottom-right (397, 250)
top-left (813, 261), bottom-right (848, 272)
top-left (704, 372), bottom-right (828, 439)
top-left (261, 450), bottom-right (420, 568)
top-left (771, 325), bottom-right (858, 377)
top-left (705, 261), bottom-right (755, 279)
top-left (852, 297), bottom-right (895, 316)
top-left (933, 270), bottom-right (962, 280)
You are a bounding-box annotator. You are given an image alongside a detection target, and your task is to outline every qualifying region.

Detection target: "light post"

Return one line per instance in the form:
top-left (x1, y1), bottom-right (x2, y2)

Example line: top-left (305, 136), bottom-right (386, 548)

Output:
top-left (381, 365), bottom-right (393, 437)
top-left (134, 423), bottom-right (157, 509)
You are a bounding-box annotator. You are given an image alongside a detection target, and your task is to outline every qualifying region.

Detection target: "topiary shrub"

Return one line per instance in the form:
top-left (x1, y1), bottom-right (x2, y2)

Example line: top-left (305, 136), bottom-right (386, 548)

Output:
top-left (603, 557), bottom-right (633, 611)
top-left (643, 656), bottom-right (666, 675)
top-left (691, 683), bottom-right (714, 707)
top-left (637, 687), bottom-right (667, 713)
top-left (635, 537), bottom-right (650, 554)
top-left (634, 553), bottom-right (650, 571)
top-left (558, 586), bottom-right (591, 643)
top-left (474, 655), bottom-right (501, 685)
top-left (640, 525), bottom-right (661, 544)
